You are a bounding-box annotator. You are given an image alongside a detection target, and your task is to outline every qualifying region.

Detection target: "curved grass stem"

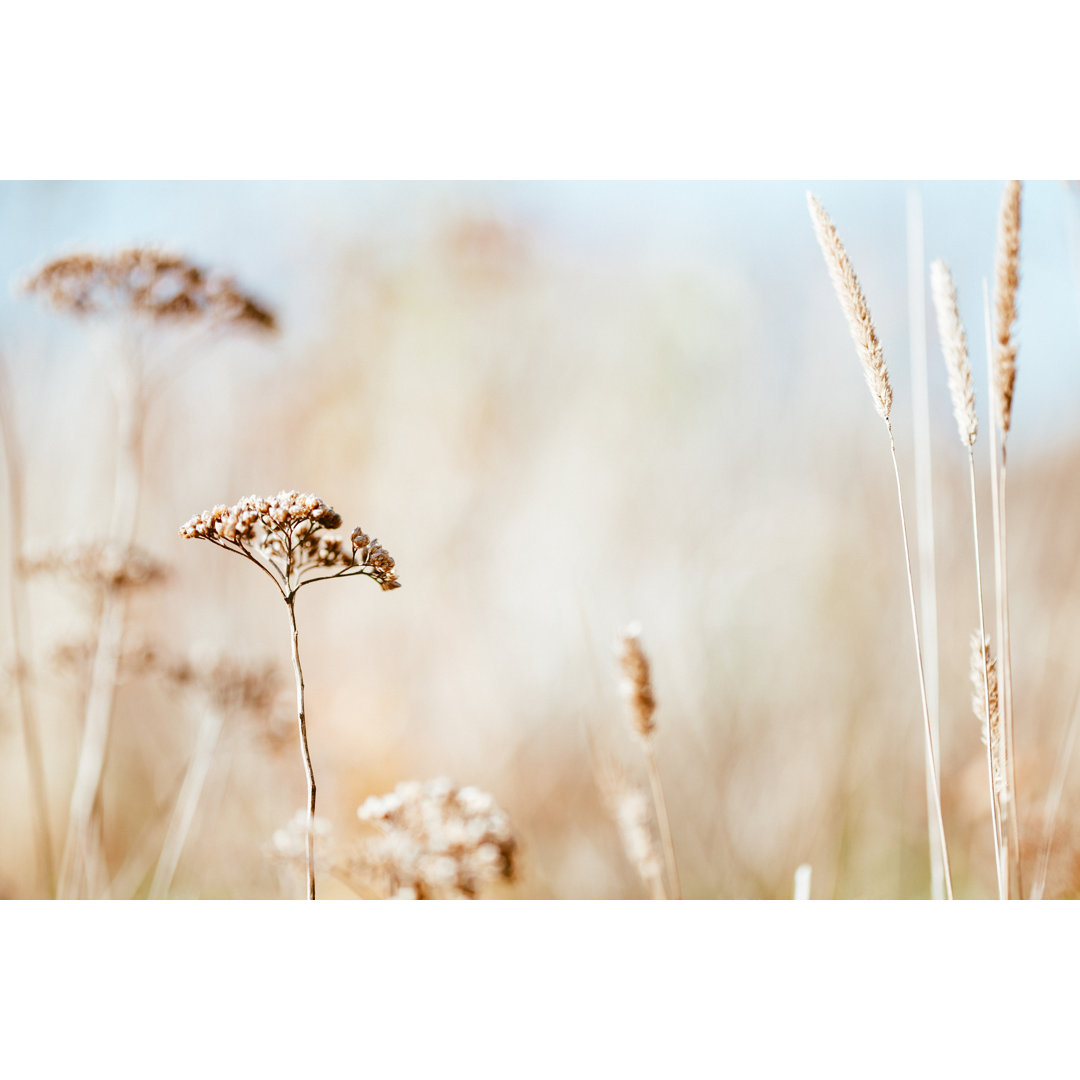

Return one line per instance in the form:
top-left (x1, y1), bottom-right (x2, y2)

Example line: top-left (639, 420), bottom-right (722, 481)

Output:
top-left (888, 425), bottom-right (953, 899)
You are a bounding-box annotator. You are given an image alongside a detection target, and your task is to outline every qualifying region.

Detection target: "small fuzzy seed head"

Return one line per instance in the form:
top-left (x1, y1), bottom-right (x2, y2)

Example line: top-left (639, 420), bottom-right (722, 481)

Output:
top-left (618, 622), bottom-right (656, 741)
top-left (930, 259), bottom-right (977, 448)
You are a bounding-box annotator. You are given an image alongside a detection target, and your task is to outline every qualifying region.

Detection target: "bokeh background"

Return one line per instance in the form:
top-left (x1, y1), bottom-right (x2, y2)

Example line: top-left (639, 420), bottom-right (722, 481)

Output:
top-left (2, 180), bottom-right (1080, 899)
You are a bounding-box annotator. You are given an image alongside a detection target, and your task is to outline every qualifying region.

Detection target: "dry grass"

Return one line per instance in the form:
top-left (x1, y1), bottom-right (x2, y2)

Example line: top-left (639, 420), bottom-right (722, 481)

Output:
top-left (3, 185), bottom-right (1080, 900)
top-left (808, 191), bottom-right (953, 898)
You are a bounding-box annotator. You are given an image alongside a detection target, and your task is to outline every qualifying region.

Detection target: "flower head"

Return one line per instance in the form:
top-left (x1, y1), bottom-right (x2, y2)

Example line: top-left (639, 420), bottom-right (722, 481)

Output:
top-left (22, 248), bottom-right (277, 333)
top-left (180, 490), bottom-right (400, 596)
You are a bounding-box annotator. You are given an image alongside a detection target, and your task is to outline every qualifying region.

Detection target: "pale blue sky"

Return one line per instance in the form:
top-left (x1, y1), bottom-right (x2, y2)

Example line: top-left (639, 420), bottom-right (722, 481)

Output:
top-left (2, 181), bottom-right (1077, 443)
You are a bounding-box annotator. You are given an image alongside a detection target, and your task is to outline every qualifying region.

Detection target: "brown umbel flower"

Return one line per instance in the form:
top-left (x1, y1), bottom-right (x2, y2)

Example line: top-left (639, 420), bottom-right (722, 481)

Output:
top-left (180, 490), bottom-right (400, 597)
top-left (22, 248), bottom-right (276, 332)
top-left (353, 779), bottom-right (518, 899)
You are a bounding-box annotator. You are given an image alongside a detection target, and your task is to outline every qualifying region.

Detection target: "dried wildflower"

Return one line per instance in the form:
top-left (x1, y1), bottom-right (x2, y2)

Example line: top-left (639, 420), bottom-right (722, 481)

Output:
top-left (617, 622), bottom-right (656, 742)
top-left (182, 490), bottom-right (401, 900)
top-left (180, 490), bottom-right (400, 596)
top-left (22, 540), bottom-right (168, 593)
top-left (352, 779), bottom-right (517, 899)
top-left (22, 248), bottom-right (277, 333)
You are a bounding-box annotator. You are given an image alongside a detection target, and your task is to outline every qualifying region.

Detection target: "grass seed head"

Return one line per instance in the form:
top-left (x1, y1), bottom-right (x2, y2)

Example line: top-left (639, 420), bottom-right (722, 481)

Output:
top-left (618, 622), bottom-right (656, 741)
top-left (970, 633), bottom-right (1004, 798)
top-left (993, 180), bottom-right (1022, 437)
top-left (807, 192), bottom-right (893, 424)
top-left (930, 259), bottom-right (977, 448)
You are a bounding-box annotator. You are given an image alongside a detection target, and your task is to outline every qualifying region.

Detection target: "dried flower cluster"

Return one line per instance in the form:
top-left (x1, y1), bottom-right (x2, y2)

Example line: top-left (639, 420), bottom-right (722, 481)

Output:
top-left (22, 541), bottom-right (168, 592)
top-left (930, 259), bottom-right (977, 448)
top-left (180, 491), bottom-right (400, 595)
top-left (353, 779), bottom-right (517, 899)
top-left (807, 192), bottom-right (893, 423)
top-left (971, 633), bottom-right (1005, 798)
top-left (618, 622), bottom-right (656, 741)
top-left (22, 249), bottom-right (277, 332)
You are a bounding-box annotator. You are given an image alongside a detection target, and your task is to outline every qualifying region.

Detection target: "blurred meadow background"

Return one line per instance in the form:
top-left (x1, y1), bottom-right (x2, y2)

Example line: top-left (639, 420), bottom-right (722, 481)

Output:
top-left (3, 179), bottom-right (1080, 900)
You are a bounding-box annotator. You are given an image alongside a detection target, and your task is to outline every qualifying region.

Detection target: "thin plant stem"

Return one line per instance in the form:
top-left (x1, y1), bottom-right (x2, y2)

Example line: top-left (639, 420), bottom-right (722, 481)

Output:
top-left (1031, 687), bottom-right (1080, 900)
top-left (56, 588), bottom-right (129, 897)
top-left (968, 450), bottom-right (1005, 899)
top-left (999, 451), bottom-right (1022, 897)
top-left (148, 703), bottom-right (226, 900)
top-left (983, 280), bottom-right (1020, 899)
top-left (887, 425), bottom-right (953, 899)
top-left (643, 739), bottom-right (681, 900)
top-left (907, 189), bottom-right (943, 900)
top-left (287, 596), bottom-right (316, 900)
top-left (0, 354), bottom-right (54, 896)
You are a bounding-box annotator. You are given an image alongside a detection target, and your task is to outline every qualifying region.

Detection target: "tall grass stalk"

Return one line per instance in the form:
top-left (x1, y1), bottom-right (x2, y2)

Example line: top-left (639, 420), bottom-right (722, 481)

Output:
top-left (808, 192), bottom-right (953, 898)
top-left (984, 262), bottom-right (1023, 901)
top-left (992, 182), bottom-right (1023, 899)
top-left (982, 278), bottom-right (1013, 896)
top-left (930, 259), bottom-right (1004, 898)
top-left (907, 190), bottom-right (943, 900)
top-left (0, 353), bottom-right (54, 896)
